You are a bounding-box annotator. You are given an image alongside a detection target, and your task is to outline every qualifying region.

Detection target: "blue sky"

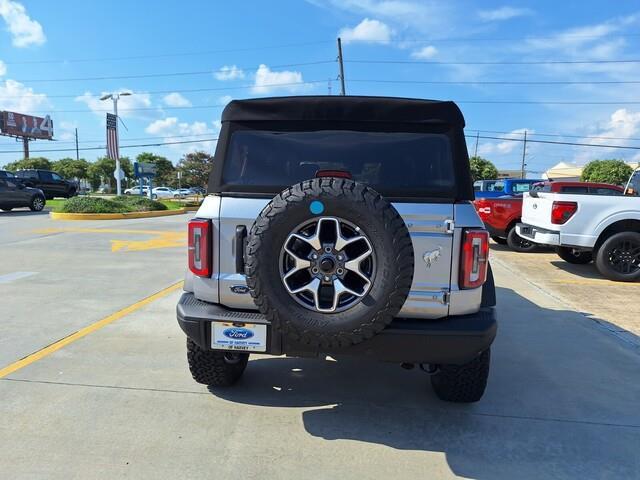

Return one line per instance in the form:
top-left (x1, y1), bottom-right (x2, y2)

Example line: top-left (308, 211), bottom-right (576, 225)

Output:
top-left (1, 0), bottom-right (640, 175)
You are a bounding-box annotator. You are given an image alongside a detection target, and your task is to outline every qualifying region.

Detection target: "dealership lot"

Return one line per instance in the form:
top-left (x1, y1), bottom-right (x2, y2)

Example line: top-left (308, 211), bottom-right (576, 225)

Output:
top-left (1, 211), bottom-right (639, 479)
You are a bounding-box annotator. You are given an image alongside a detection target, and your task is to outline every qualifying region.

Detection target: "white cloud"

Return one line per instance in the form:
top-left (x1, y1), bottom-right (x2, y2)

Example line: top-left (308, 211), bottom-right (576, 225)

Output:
top-left (163, 92), bottom-right (191, 107)
top-left (478, 129), bottom-right (533, 156)
top-left (214, 65), bottom-right (245, 81)
top-left (252, 64), bottom-right (307, 94)
top-left (339, 18), bottom-right (392, 44)
top-left (0, 0), bottom-right (45, 47)
top-left (75, 90), bottom-right (154, 119)
top-left (478, 6), bottom-right (533, 21)
top-left (57, 120), bottom-right (77, 141)
top-left (576, 109), bottom-right (640, 158)
top-left (145, 117), bottom-right (219, 154)
top-left (410, 45), bottom-right (437, 59)
top-left (0, 79), bottom-right (49, 113)
top-left (0, 60), bottom-right (6, 76)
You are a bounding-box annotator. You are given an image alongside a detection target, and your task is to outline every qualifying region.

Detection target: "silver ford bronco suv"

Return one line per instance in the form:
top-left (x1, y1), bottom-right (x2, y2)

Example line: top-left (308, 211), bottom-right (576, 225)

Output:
top-left (177, 96), bottom-right (497, 402)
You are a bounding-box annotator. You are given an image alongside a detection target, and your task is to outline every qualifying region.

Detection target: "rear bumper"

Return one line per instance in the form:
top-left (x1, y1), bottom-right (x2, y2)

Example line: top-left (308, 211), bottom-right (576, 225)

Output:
top-left (516, 223), bottom-right (560, 246)
top-left (177, 292), bottom-right (497, 365)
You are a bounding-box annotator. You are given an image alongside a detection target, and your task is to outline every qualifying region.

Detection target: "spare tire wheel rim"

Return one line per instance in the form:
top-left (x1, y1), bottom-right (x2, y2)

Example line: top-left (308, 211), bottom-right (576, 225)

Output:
top-left (279, 216), bottom-right (375, 313)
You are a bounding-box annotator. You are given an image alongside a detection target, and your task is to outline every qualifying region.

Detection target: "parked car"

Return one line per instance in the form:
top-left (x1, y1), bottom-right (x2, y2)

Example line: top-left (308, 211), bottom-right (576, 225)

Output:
top-left (176, 188), bottom-right (193, 196)
top-left (151, 186), bottom-right (182, 199)
top-left (176, 96), bottom-right (497, 403)
top-left (0, 169), bottom-right (17, 180)
top-left (0, 176), bottom-right (46, 212)
top-left (517, 168), bottom-right (640, 281)
top-left (124, 186), bottom-right (150, 195)
top-left (14, 169), bottom-right (77, 199)
top-left (475, 181), bottom-right (625, 252)
top-left (474, 178), bottom-right (543, 199)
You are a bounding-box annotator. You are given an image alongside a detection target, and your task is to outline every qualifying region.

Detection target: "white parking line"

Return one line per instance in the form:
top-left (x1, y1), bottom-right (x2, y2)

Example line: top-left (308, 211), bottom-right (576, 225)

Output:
top-left (0, 272), bottom-right (38, 284)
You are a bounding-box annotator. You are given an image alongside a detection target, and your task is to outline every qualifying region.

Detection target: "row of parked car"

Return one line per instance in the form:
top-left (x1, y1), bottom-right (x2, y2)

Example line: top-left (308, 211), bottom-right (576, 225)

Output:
top-left (123, 185), bottom-right (205, 198)
top-left (473, 171), bottom-right (640, 282)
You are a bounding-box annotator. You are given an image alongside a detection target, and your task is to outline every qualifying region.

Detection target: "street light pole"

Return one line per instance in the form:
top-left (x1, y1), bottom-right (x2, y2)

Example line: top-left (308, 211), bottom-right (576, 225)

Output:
top-left (100, 91), bottom-right (131, 195)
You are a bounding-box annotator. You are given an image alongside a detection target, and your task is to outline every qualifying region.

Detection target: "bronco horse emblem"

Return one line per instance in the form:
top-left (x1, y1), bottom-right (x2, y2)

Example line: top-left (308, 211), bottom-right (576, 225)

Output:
top-left (423, 247), bottom-right (442, 268)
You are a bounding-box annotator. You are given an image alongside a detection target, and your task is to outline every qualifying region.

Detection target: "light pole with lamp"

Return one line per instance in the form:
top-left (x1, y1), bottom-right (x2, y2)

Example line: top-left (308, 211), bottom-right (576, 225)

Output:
top-left (100, 91), bottom-right (131, 195)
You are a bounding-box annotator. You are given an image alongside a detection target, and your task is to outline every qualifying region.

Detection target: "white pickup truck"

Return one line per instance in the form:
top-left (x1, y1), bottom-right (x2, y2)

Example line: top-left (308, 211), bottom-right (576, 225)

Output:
top-left (517, 168), bottom-right (640, 282)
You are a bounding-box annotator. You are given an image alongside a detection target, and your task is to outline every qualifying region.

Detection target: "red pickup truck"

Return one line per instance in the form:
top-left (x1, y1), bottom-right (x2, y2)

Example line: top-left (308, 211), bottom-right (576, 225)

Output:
top-left (474, 181), bottom-right (624, 252)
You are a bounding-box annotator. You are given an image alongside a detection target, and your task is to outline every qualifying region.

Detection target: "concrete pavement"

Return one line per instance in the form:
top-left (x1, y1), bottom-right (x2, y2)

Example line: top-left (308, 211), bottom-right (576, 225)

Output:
top-left (1, 248), bottom-right (639, 478)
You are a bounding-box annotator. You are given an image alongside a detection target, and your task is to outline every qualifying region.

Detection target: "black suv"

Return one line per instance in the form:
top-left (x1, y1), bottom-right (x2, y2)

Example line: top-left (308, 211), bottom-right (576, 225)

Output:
top-left (14, 169), bottom-right (77, 199)
top-left (0, 170), bottom-right (46, 212)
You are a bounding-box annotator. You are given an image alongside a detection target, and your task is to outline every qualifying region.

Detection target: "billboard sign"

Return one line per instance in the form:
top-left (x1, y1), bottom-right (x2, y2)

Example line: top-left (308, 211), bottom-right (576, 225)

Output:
top-left (134, 162), bottom-right (157, 178)
top-left (0, 111), bottom-right (54, 139)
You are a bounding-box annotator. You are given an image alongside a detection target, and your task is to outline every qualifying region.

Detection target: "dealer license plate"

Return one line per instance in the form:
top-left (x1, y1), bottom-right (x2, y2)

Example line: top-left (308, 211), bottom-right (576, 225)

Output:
top-left (211, 322), bottom-right (267, 352)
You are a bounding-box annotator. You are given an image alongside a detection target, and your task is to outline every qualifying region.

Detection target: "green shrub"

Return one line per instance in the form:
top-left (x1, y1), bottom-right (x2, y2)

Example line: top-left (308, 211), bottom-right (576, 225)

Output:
top-left (61, 197), bottom-right (130, 213)
top-left (112, 196), bottom-right (167, 211)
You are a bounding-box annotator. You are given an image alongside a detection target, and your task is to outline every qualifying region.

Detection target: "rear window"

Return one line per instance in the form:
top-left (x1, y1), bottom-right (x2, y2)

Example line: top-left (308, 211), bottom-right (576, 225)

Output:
top-left (222, 130), bottom-right (455, 196)
top-left (591, 187), bottom-right (622, 196)
top-left (513, 182), bottom-right (533, 193)
top-left (561, 186), bottom-right (589, 194)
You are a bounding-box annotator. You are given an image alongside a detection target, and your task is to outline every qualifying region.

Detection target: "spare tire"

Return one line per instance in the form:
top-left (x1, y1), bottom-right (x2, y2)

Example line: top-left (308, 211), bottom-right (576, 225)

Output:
top-left (245, 177), bottom-right (414, 348)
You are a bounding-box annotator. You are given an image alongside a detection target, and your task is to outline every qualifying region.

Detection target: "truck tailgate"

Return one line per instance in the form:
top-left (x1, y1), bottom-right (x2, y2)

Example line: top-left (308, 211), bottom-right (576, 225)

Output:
top-left (521, 193), bottom-right (556, 230)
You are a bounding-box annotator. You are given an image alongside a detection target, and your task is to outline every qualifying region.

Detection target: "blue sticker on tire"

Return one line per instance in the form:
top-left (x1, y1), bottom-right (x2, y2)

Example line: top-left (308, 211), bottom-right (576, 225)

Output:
top-left (310, 200), bottom-right (324, 215)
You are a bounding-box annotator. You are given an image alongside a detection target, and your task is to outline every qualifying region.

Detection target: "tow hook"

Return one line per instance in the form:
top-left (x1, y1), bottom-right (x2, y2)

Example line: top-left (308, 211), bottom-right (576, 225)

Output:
top-left (419, 363), bottom-right (440, 375)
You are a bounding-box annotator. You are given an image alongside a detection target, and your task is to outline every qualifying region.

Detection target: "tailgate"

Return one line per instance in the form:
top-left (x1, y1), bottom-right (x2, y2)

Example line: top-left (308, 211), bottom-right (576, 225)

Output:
top-left (521, 193), bottom-right (556, 230)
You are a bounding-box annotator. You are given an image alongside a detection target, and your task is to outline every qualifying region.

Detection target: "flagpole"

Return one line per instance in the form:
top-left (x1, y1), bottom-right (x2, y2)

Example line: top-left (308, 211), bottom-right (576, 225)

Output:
top-left (113, 96), bottom-right (121, 196)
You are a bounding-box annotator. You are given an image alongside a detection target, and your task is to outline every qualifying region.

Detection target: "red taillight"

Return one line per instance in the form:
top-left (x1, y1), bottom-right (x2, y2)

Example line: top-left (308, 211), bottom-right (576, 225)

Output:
top-left (188, 219), bottom-right (212, 277)
top-left (460, 229), bottom-right (490, 289)
top-left (315, 169), bottom-right (352, 179)
top-left (551, 201), bottom-right (577, 225)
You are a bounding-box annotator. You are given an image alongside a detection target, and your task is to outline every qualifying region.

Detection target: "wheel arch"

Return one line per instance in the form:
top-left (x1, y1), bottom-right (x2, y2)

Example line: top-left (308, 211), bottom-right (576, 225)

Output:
top-left (594, 219), bottom-right (640, 254)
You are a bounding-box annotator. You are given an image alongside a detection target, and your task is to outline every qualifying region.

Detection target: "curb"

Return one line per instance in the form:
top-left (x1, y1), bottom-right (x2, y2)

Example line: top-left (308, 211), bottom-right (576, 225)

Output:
top-left (50, 208), bottom-right (193, 221)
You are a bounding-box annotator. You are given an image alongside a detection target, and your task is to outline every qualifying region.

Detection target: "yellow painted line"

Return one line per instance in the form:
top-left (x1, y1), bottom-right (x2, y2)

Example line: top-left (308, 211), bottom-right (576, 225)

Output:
top-left (0, 281), bottom-right (184, 379)
top-left (111, 232), bottom-right (186, 252)
top-left (50, 208), bottom-right (188, 220)
top-left (550, 279), bottom-right (640, 287)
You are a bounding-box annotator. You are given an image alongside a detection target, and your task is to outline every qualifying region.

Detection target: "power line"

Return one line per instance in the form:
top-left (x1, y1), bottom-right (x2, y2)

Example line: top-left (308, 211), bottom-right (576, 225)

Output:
top-left (2, 40), bottom-right (333, 65)
top-left (350, 79), bottom-right (640, 86)
top-left (0, 80), bottom-right (330, 100)
top-left (397, 32), bottom-right (640, 44)
top-left (463, 134), bottom-right (640, 150)
top-left (468, 129), bottom-right (640, 143)
top-left (347, 59), bottom-right (640, 65)
top-left (0, 138), bottom-right (219, 154)
top-left (12, 97), bottom-right (640, 115)
top-left (10, 60), bottom-right (335, 83)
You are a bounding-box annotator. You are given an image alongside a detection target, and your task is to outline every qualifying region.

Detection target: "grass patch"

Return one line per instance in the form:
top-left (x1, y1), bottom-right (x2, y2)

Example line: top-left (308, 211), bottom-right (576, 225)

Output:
top-left (159, 200), bottom-right (184, 211)
top-left (60, 196), bottom-right (169, 214)
top-left (45, 199), bottom-right (66, 212)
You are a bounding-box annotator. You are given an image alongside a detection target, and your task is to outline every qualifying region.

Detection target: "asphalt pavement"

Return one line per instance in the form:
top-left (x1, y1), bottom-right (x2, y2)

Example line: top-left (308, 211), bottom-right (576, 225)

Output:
top-left (1, 210), bottom-right (639, 479)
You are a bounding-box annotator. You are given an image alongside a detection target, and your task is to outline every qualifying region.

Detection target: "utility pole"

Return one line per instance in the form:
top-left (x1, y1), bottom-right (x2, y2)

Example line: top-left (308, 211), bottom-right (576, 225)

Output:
top-left (521, 130), bottom-right (528, 179)
top-left (473, 131), bottom-right (479, 157)
top-left (75, 128), bottom-right (79, 160)
top-left (22, 137), bottom-right (29, 159)
top-left (337, 37), bottom-right (346, 96)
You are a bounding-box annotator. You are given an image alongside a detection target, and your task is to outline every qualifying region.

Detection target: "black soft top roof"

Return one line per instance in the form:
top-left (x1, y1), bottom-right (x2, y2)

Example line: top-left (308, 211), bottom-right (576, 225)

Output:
top-left (222, 95), bottom-right (465, 126)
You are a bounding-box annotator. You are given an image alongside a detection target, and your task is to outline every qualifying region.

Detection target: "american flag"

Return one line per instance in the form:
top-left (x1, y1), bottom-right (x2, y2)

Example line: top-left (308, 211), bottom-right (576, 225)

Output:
top-left (106, 113), bottom-right (119, 160)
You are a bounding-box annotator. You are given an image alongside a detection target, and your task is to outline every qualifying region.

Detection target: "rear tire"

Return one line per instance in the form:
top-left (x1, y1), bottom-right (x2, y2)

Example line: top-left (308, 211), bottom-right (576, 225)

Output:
top-left (431, 349), bottom-right (490, 403)
top-left (186, 339), bottom-right (249, 386)
top-left (506, 227), bottom-right (537, 253)
top-left (490, 235), bottom-right (507, 245)
top-left (594, 232), bottom-right (640, 282)
top-left (556, 246), bottom-right (593, 264)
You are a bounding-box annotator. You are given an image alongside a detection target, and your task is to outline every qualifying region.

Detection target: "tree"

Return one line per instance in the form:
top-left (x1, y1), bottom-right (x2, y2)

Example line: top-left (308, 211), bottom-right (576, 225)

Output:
top-left (469, 156), bottom-right (498, 181)
top-left (3, 157), bottom-right (51, 171)
top-left (51, 158), bottom-right (89, 180)
top-left (135, 152), bottom-right (175, 186)
top-left (177, 151), bottom-right (214, 188)
top-left (581, 159), bottom-right (633, 185)
top-left (87, 156), bottom-right (133, 191)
